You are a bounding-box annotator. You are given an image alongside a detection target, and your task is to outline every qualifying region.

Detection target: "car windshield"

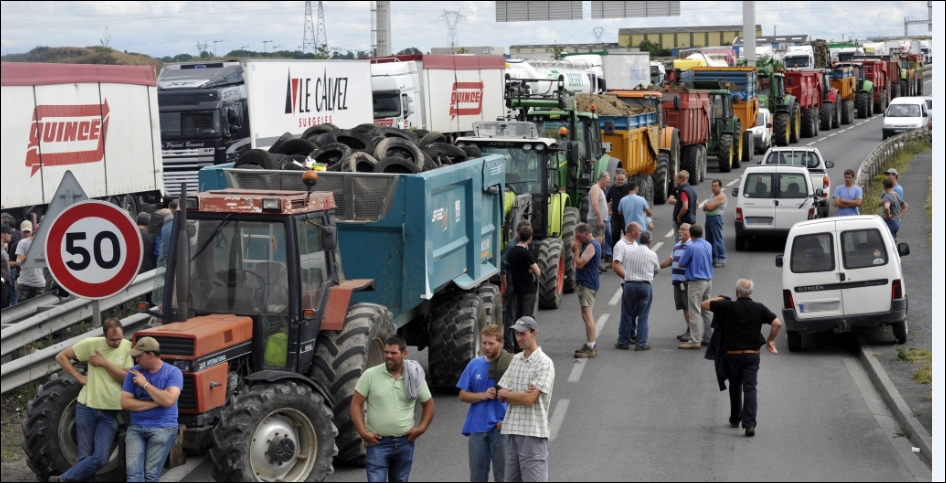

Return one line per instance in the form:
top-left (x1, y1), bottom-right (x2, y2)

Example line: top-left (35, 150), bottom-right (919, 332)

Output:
top-left (373, 95), bottom-right (401, 118)
top-left (479, 145), bottom-right (545, 195)
top-left (886, 104), bottom-right (922, 118)
top-left (160, 110), bottom-right (222, 139)
top-left (925, 99), bottom-right (932, 110)
top-left (785, 55), bottom-right (810, 68)
top-left (764, 151), bottom-right (821, 169)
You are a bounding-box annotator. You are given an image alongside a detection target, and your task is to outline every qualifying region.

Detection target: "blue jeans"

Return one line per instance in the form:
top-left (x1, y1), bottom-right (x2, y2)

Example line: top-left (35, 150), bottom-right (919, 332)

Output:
top-left (603, 221), bottom-right (613, 257)
top-left (366, 437), bottom-right (415, 482)
top-left (125, 425), bottom-right (177, 482)
top-left (469, 427), bottom-right (506, 482)
top-left (619, 282), bottom-right (652, 348)
top-left (885, 218), bottom-right (900, 240)
top-left (60, 404), bottom-right (119, 483)
top-left (726, 354), bottom-right (761, 429)
top-left (705, 216), bottom-right (726, 263)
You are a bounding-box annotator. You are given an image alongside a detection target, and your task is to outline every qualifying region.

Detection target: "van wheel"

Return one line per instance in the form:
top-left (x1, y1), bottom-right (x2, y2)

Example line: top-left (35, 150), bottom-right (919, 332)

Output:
top-left (735, 236), bottom-right (747, 252)
top-left (787, 332), bottom-right (803, 352)
top-left (892, 321), bottom-right (908, 345)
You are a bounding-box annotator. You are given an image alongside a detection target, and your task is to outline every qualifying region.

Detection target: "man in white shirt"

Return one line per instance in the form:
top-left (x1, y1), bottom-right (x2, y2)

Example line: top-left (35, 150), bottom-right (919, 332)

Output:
top-left (612, 222), bottom-right (660, 351)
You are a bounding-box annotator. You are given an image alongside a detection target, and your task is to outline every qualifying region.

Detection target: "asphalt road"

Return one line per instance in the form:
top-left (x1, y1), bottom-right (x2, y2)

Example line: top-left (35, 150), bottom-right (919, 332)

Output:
top-left (168, 76), bottom-right (933, 482)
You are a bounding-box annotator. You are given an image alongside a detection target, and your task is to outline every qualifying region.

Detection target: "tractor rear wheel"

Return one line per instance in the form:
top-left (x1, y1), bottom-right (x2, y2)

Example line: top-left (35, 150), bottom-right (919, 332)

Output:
top-left (790, 104), bottom-right (802, 144)
top-left (891, 82), bottom-right (901, 101)
top-left (801, 108), bottom-right (817, 138)
top-left (832, 101), bottom-right (842, 129)
top-left (310, 303), bottom-right (396, 466)
top-left (738, 131), bottom-right (752, 165)
top-left (681, 145), bottom-right (701, 186)
top-left (429, 291), bottom-right (487, 392)
top-left (773, 112), bottom-right (791, 147)
top-left (842, 100), bottom-right (855, 125)
top-left (698, 144), bottom-right (709, 183)
top-left (210, 382), bottom-right (338, 482)
top-left (478, 284), bottom-right (503, 328)
top-left (22, 373), bottom-right (126, 482)
top-left (820, 104), bottom-right (833, 132)
top-left (537, 238), bottom-right (565, 309)
top-left (717, 134), bottom-right (734, 173)
top-left (562, 208), bottom-right (580, 294)
top-left (855, 92), bottom-right (869, 119)
top-left (630, 174), bottom-right (654, 209)
top-left (733, 120), bottom-right (744, 164)
top-left (652, 153), bottom-right (670, 205)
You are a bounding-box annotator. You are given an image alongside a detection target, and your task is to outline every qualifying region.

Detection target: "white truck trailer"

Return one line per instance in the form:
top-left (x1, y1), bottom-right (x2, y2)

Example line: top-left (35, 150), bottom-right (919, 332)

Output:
top-left (1, 62), bottom-right (164, 222)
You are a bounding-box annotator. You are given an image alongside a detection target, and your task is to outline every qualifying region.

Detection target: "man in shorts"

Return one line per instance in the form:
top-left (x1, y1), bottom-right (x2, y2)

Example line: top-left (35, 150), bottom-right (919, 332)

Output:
top-left (571, 223), bottom-right (602, 359)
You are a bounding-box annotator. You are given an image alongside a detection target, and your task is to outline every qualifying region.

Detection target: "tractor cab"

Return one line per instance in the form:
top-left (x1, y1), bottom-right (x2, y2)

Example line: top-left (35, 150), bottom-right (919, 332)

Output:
top-left (838, 62), bottom-right (871, 92)
top-left (709, 91), bottom-right (734, 141)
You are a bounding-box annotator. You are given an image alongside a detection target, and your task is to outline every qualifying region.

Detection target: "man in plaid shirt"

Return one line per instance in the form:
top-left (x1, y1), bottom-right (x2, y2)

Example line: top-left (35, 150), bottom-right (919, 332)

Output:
top-left (498, 316), bottom-right (555, 482)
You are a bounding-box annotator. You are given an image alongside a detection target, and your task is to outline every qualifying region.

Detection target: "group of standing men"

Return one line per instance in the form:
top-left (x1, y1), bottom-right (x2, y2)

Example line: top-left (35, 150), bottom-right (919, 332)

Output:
top-left (833, 168), bottom-right (909, 239)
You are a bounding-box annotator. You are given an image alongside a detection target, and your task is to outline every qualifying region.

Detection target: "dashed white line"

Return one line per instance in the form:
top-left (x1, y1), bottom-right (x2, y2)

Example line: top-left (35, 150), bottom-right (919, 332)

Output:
top-left (595, 314), bottom-right (610, 339)
top-left (652, 242), bottom-right (664, 253)
top-left (727, 178), bottom-right (740, 187)
top-left (568, 360), bottom-right (587, 383)
top-left (828, 133), bottom-right (837, 137)
top-left (609, 288), bottom-right (622, 306)
top-left (549, 399), bottom-right (570, 442)
top-left (665, 230), bottom-right (674, 238)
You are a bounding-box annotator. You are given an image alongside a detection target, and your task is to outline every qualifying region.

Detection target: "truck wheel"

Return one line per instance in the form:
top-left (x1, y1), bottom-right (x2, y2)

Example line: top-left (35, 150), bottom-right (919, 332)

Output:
top-left (310, 303), bottom-right (395, 466)
top-left (652, 153), bottom-right (670, 205)
top-left (478, 284), bottom-right (503, 328)
top-left (790, 104), bottom-right (802, 144)
top-left (374, 138), bottom-right (425, 171)
top-left (820, 104), bottom-right (833, 132)
top-left (832, 102), bottom-right (842, 129)
top-left (873, 90), bottom-right (883, 115)
top-left (717, 134), bottom-right (734, 173)
top-left (801, 108), bottom-right (817, 138)
top-left (773, 112), bottom-right (791, 147)
top-left (892, 321), bottom-right (908, 345)
top-left (630, 174), bottom-right (654, 208)
top-left (22, 373), bottom-right (126, 482)
top-left (733, 120), bottom-right (743, 164)
top-left (698, 144), bottom-right (709, 183)
top-left (866, 93), bottom-right (875, 117)
top-left (680, 145), bottom-right (701, 186)
top-left (891, 82), bottom-right (900, 101)
top-left (787, 331), bottom-right (803, 352)
top-left (537, 237), bottom-right (565, 309)
top-left (562, 207), bottom-right (580, 294)
top-left (269, 132), bottom-right (295, 154)
top-left (210, 382), bottom-right (338, 482)
top-left (855, 93), bottom-right (869, 119)
top-left (737, 131), bottom-right (752, 166)
top-left (842, 100), bottom-right (855, 125)
top-left (429, 291), bottom-right (487, 392)
top-left (670, 131), bottom-right (681, 182)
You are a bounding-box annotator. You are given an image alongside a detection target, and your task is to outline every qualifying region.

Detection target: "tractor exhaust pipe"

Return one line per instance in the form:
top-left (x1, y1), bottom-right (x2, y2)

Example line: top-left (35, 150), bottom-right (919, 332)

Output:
top-left (174, 183), bottom-right (190, 322)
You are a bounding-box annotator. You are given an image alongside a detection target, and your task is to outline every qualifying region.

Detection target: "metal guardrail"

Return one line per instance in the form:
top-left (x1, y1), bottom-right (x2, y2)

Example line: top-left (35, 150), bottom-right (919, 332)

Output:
top-left (0, 292), bottom-right (64, 328)
top-left (0, 270), bottom-right (156, 358)
top-left (855, 129), bottom-right (927, 192)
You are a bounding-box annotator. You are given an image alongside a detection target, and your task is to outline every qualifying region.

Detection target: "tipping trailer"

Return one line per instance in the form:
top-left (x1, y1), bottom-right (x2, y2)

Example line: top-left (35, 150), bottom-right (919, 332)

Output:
top-left (853, 53), bottom-right (906, 101)
top-left (1, 62), bottom-right (164, 222)
top-left (784, 70), bottom-right (825, 139)
top-left (829, 65), bottom-right (858, 126)
top-left (688, 67), bottom-right (759, 172)
top-left (845, 58), bottom-right (886, 118)
top-left (598, 109), bottom-right (664, 207)
top-left (661, 89), bottom-right (713, 184)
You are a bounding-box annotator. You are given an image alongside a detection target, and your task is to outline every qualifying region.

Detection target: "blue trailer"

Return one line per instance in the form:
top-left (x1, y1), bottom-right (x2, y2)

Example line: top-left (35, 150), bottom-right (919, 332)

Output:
top-left (199, 156), bottom-right (506, 391)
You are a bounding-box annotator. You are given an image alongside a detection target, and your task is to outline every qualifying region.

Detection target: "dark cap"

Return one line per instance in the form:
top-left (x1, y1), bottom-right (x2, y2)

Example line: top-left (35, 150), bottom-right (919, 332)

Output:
top-left (1, 225), bottom-right (12, 235)
top-left (510, 316), bottom-right (538, 332)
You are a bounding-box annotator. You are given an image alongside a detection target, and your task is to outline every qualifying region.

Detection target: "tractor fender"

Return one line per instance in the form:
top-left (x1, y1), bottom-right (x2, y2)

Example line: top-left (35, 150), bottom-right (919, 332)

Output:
top-left (547, 191), bottom-right (570, 237)
top-left (826, 89), bottom-right (839, 105)
top-left (244, 371), bottom-right (334, 408)
top-left (660, 126), bottom-right (677, 152)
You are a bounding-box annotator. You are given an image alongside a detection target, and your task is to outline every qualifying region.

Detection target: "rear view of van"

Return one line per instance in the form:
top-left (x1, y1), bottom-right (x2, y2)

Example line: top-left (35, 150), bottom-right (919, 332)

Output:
top-left (883, 97), bottom-right (929, 140)
top-left (778, 216), bottom-right (911, 352)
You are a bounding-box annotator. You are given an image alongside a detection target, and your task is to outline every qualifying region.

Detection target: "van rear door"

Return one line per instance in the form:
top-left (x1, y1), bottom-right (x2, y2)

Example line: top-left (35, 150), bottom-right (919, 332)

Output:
top-left (787, 224), bottom-right (845, 320)
top-left (741, 171), bottom-right (777, 231)
top-left (775, 168), bottom-right (814, 230)
top-left (836, 221), bottom-right (894, 316)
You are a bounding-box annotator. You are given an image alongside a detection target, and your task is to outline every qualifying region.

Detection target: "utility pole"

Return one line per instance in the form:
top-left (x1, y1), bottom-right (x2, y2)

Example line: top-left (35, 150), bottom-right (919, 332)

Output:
top-left (240, 45), bottom-right (250, 52)
top-left (195, 40), bottom-right (208, 57)
top-left (743, 1), bottom-right (756, 66)
top-left (263, 40), bottom-right (273, 53)
top-left (273, 45), bottom-right (281, 53)
top-left (315, 1), bottom-right (328, 50)
top-left (213, 40), bottom-right (223, 58)
top-left (371, 1), bottom-right (392, 57)
top-left (438, 9), bottom-right (466, 52)
top-left (593, 27), bottom-right (605, 44)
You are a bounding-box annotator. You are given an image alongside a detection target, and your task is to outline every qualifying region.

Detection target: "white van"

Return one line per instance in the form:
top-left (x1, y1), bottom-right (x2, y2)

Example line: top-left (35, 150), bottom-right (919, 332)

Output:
top-left (776, 216), bottom-right (911, 352)
top-left (733, 165), bottom-right (823, 251)
top-left (883, 97), bottom-right (929, 140)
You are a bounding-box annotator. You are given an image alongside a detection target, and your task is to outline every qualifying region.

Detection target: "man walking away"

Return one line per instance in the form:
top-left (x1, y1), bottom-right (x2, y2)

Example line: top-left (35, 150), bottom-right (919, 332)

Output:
top-left (1, 226), bottom-right (12, 309)
top-left (504, 225), bottom-right (541, 332)
top-left (883, 169), bottom-right (904, 199)
top-left (703, 280), bottom-right (782, 437)
top-left (678, 225), bottom-right (714, 350)
top-left (352, 336), bottom-right (436, 482)
top-left (833, 169), bottom-right (863, 217)
top-left (50, 319), bottom-right (133, 483)
top-left (572, 223), bottom-right (602, 359)
top-left (661, 224), bottom-right (692, 342)
top-left (501, 221), bottom-right (533, 351)
top-left (668, 171), bottom-right (698, 243)
top-left (703, 180), bottom-right (728, 268)
top-left (121, 338), bottom-right (183, 482)
top-left (157, 201), bottom-right (179, 267)
top-left (607, 170), bottom-right (631, 252)
top-left (613, 223), bottom-right (660, 351)
top-left (137, 213), bottom-right (158, 274)
top-left (618, 180), bottom-right (653, 235)
top-left (498, 317), bottom-right (555, 483)
top-left (13, 221), bottom-right (45, 302)
top-left (458, 325), bottom-right (510, 482)
top-left (880, 178), bottom-right (909, 240)
top-left (586, 173), bottom-right (610, 257)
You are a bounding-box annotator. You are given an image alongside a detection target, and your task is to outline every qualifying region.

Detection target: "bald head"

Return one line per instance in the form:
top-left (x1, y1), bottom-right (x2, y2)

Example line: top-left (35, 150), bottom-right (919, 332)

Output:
top-left (625, 222), bottom-right (642, 241)
top-left (736, 279), bottom-right (754, 298)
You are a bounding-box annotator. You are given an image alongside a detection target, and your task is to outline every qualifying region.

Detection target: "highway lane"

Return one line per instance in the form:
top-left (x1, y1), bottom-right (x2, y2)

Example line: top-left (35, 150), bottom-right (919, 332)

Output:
top-left (172, 74), bottom-right (932, 482)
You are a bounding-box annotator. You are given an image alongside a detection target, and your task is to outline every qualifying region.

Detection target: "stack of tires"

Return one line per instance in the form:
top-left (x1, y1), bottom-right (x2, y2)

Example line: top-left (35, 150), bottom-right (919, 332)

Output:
top-left (234, 124), bottom-right (481, 175)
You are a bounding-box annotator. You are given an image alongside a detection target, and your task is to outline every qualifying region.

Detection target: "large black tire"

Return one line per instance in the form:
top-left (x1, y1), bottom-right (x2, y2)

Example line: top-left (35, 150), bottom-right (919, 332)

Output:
top-left (670, 131), bottom-right (681, 184)
top-left (652, 153), bottom-right (670, 205)
top-left (790, 104), bottom-right (802, 144)
top-left (629, 174), bottom-right (653, 210)
top-left (478, 283), bottom-right (503, 329)
top-left (561, 207), bottom-right (580, 294)
top-left (892, 321), bottom-right (908, 345)
top-left (462, 145), bottom-right (483, 159)
top-left (310, 303), bottom-right (395, 466)
top-left (717, 134), bottom-right (734, 173)
top-left (787, 331), bottom-right (803, 352)
top-left (890, 82), bottom-right (901, 101)
top-left (334, 130), bottom-right (376, 154)
top-left (856, 92), bottom-right (869, 119)
top-left (235, 149), bottom-right (279, 170)
top-left (428, 142), bottom-right (467, 164)
top-left (733, 120), bottom-right (744, 164)
top-left (312, 143), bottom-right (354, 167)
top-left (419, 131), bottom-right (447, 147)
top-left (842, 100), bottom-right (855, 125)
top-left (773, 112), bottom-right (791, 147)
top-left (336, 152), bottom-right (380, 173)
top-left (537, 237), bottom-right (565, 309)
top-left (820, 104), bottom-right (833, 132)
top-left (832, 101), bottom-right (842, 129)
top-left (302, 124), bottom-right (337, 140)
top-left (210, 382), bottom-right (338, 482)
top-left (680, 145), bottom-right (700, 185)
top-left (352, 123), bottom-right (381, 134)
top-left (275, 139), bottom-right (318, 156)
top-left (374, 138), bottom-right (425, 171)
top-left (873, 90), bottom-right (884, 115)
top-left (736, 131), bottom-right (750, 167)
top-left (801, 108), bottom-right (817, 138)
top-left (374, 127), bottom-right (419, 144)
top-left (867, 93), bottom-right (875, 117)
top-left (22, 373), bottom-right (126, 482)
top-left (429, 291), bottom-right (487, 392)
top-left (312, 132), bottom-right (338, 147)
top-left (698, 145), bottom-right (709, 183)
top-left (374, 156), bottom-right (422, 174)
top-left (269, 132), bottom-right (295, 154)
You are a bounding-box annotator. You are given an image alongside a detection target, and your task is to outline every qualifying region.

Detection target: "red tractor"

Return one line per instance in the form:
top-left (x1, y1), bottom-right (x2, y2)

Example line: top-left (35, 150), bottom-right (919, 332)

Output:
top-left (784, 70), bottom-right (825, 139)
top-left (848, 58), bottom-right (889, 117)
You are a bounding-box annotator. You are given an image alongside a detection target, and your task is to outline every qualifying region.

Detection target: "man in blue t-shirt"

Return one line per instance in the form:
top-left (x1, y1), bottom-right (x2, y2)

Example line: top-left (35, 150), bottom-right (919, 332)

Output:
top-left (572, 223), bottom-right (602, 359)
top-left (121, 337), bottom-right (183, 482)
top-left (833, 170), bottom-right (863, 217)
top-left (618, 180), bottom-right (653, 235)
top-left (457, 325), bottom-right (510, 482)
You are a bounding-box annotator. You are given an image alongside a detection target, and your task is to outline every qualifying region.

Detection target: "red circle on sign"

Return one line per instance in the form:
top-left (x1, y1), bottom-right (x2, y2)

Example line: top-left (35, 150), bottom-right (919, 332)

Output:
top-left (45, 201), bottom-right (143, 300)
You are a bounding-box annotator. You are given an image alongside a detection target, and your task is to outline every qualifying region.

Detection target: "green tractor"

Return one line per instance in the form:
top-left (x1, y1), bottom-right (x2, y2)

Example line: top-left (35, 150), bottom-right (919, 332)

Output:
top-left (456, 77), bottom-right (616, 309)
top-left (695, 89), bottom-right (742, 174)
top-left (758, 70), bottom-right (800, 147)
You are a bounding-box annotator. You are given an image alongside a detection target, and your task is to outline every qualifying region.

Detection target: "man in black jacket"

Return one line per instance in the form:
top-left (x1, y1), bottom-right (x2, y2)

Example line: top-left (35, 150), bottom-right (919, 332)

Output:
top-left (702, 279), bottom-right (782, 438)
top-left (668, 171), bottom-right (698, 244)
top-left (136, 213), bottom-right (157, 274)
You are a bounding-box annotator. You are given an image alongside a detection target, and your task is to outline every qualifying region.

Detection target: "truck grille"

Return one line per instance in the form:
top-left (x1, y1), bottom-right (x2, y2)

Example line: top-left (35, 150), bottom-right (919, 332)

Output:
top-left (163, 172), bottom-right (200, 199)
top-left (178, 376), bottom-right (197, 411)
top-left (150, 337), bottom-right (195, 356)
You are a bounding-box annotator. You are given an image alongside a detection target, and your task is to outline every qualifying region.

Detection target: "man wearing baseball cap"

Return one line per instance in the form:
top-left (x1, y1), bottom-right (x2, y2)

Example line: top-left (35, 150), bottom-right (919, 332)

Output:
top-left (497, 317), bottom-right (556, 482)
top-left (121, 337), bottom-right (183, 482)
top-left (12, 220), bottom-right (46, 303)
top-left (882, 169), bottom-right (904, 200)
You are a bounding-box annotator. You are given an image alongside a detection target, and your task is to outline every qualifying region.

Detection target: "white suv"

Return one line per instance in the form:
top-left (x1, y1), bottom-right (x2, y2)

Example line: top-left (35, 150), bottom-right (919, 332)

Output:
top-left (734, 165), bottom-right (823, 251)
top-left (759, 147), bottom-right (835, 218)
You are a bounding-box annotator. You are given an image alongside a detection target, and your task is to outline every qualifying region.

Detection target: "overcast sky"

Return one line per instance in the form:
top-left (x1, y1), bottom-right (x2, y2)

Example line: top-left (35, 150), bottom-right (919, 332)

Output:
top-left (0, 1), bottom-right (932, 58)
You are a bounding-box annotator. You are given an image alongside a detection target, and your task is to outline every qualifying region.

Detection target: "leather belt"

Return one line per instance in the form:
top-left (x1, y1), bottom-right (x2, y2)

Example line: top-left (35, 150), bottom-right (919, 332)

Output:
top-left (625, 281), bottom-right (651, 285)
top-left (726, 350), bottom-right (761, 355)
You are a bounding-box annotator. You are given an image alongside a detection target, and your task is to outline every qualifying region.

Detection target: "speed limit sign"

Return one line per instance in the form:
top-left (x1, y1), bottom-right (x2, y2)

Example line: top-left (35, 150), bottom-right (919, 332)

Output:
top-left (45, 200), bottom-right (143, 300)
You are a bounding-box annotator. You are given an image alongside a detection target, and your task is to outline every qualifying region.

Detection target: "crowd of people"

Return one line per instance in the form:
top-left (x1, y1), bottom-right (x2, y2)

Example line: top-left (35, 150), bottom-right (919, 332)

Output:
top-left (833, 168), bottom-right (909, 239)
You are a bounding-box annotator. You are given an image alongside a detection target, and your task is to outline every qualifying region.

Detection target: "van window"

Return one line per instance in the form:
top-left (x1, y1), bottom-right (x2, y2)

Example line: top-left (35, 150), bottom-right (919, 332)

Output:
top-left (841, 229), bottom-right (889, 269)
top-left (778, 173), bottom-right (809, 199)
top-left (744, 173), bottom-right (773, 198)
top-left (791, 233), bottom-right (835, 274)
top-left (765, 151), bottom-right (820, 169)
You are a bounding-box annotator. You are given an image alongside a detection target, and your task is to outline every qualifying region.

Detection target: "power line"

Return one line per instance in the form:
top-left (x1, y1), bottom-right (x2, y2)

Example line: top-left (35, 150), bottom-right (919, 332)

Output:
top-left (315, 1), bottom-right (328, 49)
top-left (593, 27), bottom-right (605, 44)
top-left (302, 1), bottom-right (317, 54)
top-left (437, 9), bottom-right (466, 51)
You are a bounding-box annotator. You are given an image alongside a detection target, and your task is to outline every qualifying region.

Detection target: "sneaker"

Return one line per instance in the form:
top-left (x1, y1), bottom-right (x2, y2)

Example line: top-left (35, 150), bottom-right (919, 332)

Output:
top-left (714, 262), bottom-right (726, 268)
top-left (678, 342), bottom-right (702, 350)
top-left (729, 418), bottom-right (741, 429)
top-left (676, 331), bottom-right (691, 341)
top-left (746, 427), bottom-right (756, 437)
top-left (575, 345), bottom-right (598, 358)
top-left (614, 343), bottom-right (631, 350)
top-left (635, 345), bottom-right (652, 351)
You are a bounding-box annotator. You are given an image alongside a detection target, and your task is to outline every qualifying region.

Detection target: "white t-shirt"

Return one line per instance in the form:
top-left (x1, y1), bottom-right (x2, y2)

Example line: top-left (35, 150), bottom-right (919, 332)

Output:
top-left (15, 238), bottom-right (45, 288)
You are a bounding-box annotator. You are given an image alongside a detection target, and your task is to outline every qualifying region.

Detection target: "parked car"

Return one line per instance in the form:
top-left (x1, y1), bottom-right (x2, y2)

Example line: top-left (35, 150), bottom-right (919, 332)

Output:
top-left (776, 216), bottom-right (911, 352)
top-left (750, 108), bottom-right (773, 154)
top-left (733, 165), bottom-right (823, 251)
top-left (883, 97), bottom-right (929, 140)
top-left (760, 147), bottom-right (835, 218)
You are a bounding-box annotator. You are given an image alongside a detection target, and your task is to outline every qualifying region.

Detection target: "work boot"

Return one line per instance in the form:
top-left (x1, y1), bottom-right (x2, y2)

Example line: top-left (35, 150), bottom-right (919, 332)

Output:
top-left (677, 330), bottom-right (691, 341)
top-left (678, 342), bottom-right (702, 350)
top-left (574, 344), bottom-right (598, 359)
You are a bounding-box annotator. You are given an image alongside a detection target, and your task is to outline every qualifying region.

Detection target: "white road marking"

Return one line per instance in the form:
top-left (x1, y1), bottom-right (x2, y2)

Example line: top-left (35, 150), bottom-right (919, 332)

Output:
top-left (160, 456), bottom-right (206, 482)
top-left (828, 133), bottom-right (837, 137)
top-left (652, 242), bottom-right (664, 253)
top-left (727, 178), bottom-right (740, 187)
top-left (609, 288), bottom-right (622, 306)
top-left (549, 399), bottom-right (571, 442)
top-left (568, 360), bottom-right (587, 383)
top-left (595, 314), bottom-right (610, 339)
top-left (807, 143), bottom-right (816, 146)
top-left (665, 230), bottom-right (674, 238)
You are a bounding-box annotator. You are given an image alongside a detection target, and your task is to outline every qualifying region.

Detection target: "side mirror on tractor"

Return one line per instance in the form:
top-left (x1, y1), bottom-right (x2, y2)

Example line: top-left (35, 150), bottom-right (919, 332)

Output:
top-left (321, 226), bottom-right (338, 251)
top-left (567, 141), bottom-right (580, 169)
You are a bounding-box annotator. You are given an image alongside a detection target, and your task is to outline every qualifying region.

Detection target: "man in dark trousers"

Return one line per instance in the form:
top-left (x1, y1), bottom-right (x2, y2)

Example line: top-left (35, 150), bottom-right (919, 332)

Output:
top-left (501, 221), bottom-right (534, 352)
top-left (667, 171), bottom-right (698, 244)
top-left (502, 226), bottom-right (541, 337)
top-left (702, 279), bottom-right (782, 437)
top-left (136, 213), bottom-right (158, 274)
top-left (606, 170), bottom-right (631, 260)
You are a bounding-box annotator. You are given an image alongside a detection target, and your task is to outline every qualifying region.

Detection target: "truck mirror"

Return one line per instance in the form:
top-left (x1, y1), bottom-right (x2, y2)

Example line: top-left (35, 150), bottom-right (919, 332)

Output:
top-left (898, 243), bottom-right (911, 257)
top-left (674, 96), bottom-right (681, 111)
top-left (732, 188), bottom-right (739, 197)
top-left (227, 108), bottom-right (238, 125)
top-left (567, 142), bottom-right (580, 168)
top-left (767, 122), bottom-right (773, 129)
top-left (815, 189), bottom-right (825, 198)
top-left (775, 255), bottom-right (784, 268)
top-left (321, 226), bottom-right (338, 251)
top-left (825, 161), bottom-right (835, 169)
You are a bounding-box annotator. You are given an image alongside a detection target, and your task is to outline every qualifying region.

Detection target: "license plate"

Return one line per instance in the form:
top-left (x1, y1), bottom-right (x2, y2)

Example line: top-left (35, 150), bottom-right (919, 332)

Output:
top-left (745, 217), bottom-right (773, 225)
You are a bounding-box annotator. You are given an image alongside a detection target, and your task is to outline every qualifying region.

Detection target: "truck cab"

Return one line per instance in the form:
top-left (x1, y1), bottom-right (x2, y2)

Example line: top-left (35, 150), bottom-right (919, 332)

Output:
top-left (371, 61), bottom-right (418, 129)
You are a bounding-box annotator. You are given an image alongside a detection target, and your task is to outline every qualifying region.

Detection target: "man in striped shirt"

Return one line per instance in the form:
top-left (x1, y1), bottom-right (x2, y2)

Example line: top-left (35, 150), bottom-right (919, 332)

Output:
top-left (613, 223), bottom-right (660, 351)
top-left (660, 223), bottom-right (692, 342)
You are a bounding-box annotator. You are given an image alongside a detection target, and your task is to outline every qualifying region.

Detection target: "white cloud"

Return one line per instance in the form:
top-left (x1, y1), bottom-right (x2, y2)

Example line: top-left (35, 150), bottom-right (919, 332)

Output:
top-left (0, 1), bottom-right (931, 57)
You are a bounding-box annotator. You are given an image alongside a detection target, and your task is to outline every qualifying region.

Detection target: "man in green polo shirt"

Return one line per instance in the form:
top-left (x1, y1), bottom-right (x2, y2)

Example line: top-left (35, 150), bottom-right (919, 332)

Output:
top-left (50, 318), bottom-right (133, 483)
top-left (352, 335), bottom-right (436, 482)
